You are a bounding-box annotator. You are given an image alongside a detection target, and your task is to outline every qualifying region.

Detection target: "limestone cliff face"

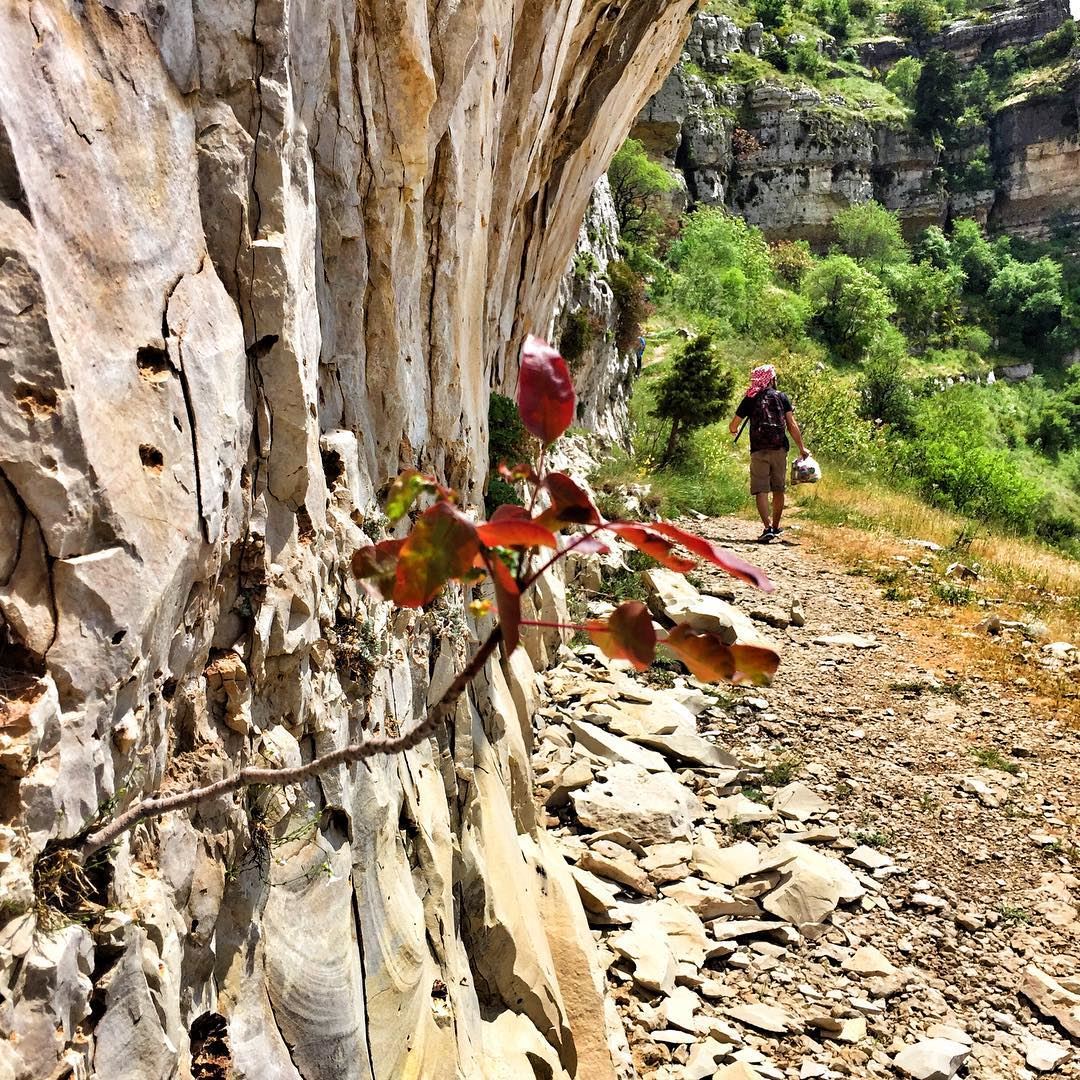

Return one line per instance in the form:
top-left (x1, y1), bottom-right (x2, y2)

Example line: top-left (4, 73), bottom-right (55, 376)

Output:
top-left (635, 5), bottom-right (1080, 242)
top-left (550, 176), bottom-right (636, 447)
top-left (0, 3), bottom-right (694, 1078)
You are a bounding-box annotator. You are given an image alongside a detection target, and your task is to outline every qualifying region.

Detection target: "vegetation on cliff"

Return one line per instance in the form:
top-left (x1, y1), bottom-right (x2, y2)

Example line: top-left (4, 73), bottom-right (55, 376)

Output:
top-left (606, 174), bottom-right (1080, 555)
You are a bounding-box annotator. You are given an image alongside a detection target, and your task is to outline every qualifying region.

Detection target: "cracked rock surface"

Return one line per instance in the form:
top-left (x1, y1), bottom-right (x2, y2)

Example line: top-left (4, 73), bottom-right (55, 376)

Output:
top-left (0, 3), bottom-right (695, 1077)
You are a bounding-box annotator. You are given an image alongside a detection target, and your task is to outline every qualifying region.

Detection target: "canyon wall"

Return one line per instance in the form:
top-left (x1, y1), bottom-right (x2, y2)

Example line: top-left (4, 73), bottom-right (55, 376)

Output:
top-left (0, 2), bottom-right (696, 1078)
top-left (634, 2), bottom-right (1080, 242)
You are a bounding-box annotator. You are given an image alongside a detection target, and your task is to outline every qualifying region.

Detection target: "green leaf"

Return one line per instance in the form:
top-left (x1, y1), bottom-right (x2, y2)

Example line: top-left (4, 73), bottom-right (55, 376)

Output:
top-left (385, 470), bottom-right (436, 523)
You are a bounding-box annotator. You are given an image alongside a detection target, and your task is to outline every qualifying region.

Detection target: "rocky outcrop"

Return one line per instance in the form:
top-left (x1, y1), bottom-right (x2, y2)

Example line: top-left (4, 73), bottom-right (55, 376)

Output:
top-left (990, 67), bottom-right (1080, 237)
top-left (859, 0), bottom-right (1070, 71)
top-left (635, 7), bottom-right (1080, 242)
top-left (0, 2), bottom-right (696, 1078)
top-left (550, 177), bottom-right (636, 446)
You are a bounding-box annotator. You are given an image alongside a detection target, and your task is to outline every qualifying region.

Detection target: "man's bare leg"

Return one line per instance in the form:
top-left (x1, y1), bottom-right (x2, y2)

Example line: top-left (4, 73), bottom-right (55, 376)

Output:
top-left (771, 491), bottom-right (785, 530)
top-left (755, 492), bottom-right (771, 528)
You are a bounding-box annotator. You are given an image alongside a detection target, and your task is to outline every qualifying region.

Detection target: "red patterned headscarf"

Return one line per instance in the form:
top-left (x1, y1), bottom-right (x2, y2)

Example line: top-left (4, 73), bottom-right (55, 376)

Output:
top-left (746, 364), bottom-right (777, 398)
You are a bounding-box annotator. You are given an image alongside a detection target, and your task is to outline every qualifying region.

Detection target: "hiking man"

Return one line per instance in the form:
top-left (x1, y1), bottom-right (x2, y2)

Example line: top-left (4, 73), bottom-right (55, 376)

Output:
top-left (728, 365), bottom-right (808, 543)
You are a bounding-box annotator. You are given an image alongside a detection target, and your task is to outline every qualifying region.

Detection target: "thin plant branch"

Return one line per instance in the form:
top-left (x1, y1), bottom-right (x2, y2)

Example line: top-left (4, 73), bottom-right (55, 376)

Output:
top-left (79, 626), bottom-right (504, 860)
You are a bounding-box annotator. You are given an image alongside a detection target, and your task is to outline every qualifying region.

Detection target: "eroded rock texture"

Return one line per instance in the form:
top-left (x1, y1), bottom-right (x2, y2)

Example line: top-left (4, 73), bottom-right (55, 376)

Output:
top-left (636, 5), bottom-right (1080, 242)
top-left (0, 2), bottom-right (695, 1077)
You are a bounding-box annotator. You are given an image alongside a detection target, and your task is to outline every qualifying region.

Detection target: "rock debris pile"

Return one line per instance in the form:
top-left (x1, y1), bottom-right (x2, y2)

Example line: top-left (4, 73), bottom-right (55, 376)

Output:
top-left (535, 531), bottom-right (1078, 1079)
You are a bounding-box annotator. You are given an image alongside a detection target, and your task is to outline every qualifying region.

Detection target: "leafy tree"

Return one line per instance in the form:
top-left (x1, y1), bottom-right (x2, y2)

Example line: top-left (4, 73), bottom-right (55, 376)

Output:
top-left (606, 139), bottom-right (679, 244)
top-left (884, 56), bottom-right (923, 106)
top-left (950, 219), bottom-right (999, 293)
top-left (792, 41), bottom-right (828, 78)
top-left (814, 0), bottom-right (853, 40)
top-left (833, 201), bottom-right (907, 270)
top-left (857, 352), bottom-right (917, 433)
top-left (913, 50), bottom-right (963, 137)
top-left (668, 208), bottom-right (773, 334)
top-left (770, 240), bottom-right (815, 286)
top-left (884, 261), bottom-right (964, 349)
top-left (754, 0), bottom-right (789, 29)
top-left (913, 225), bottom-right (952, 270)
top-left (894, 0), bottom-right (945, 41)
top-left (987, 257), bottom-right (1065, 345)
top-left (803, 254), bottom-right (896, 361)
top-left (652, 335), bottom-right (737, 464)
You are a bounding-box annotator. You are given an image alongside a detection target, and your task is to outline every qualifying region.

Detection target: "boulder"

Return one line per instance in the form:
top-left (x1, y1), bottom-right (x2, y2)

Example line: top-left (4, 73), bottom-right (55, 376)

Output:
top-left (644, 568), bottom-right (765, 644)
top-left (772, 781), bottom-right (830, 822)
top-left (693, 836), bottom-right (761, 886)
top-left (569, 720), bottom-right (671, 773)
top-left (1019, 965), bottom-right (1080, 1039)
top-left (893, 1038), bottom-right (970, 1080)
top-left (571, 765), bottom-right (703, 845)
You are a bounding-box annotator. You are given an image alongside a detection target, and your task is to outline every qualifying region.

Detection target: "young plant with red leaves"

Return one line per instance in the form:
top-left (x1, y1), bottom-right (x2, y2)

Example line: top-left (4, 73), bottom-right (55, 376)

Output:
top-left (353, 334), bottom-right (779, 684)
top-left (75, 336), bottom-right (777, 861)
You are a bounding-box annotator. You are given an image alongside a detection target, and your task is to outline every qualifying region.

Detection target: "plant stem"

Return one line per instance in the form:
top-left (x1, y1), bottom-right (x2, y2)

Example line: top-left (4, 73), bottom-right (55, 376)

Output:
top-left (521, 524), bottom-right (607, 590)
top-left (519, 619), bottom-right (590, 631)
top-left (79, 626), bottom-right (505, 860)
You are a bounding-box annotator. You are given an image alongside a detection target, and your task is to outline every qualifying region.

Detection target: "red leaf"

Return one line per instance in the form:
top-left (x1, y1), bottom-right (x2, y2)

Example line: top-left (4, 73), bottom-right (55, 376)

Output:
top-left (536, 472), bottom-right (602, 528)
top-left (606, 522), bottom-right (698, 572)
top-left (485, 552), bottom-right (521, 653)
top-left (477, 519), bottom-right (558, 550)
top-left (393, 503), bottom-right (480, 607)
top-left (351, 539), bottom-right (405, 601)
top-left (648, 522), bottom-right (774, 592)
top-left (663, 624), bottom-right (780, 686)
top-left (490, 504), bottom-right (531, 522)
top-left (566, 535), bottom-right (611, 555)
top-left (517, 335), bottom-right (575, 445)
top-left (498, 462), bottom-right (538, 484)
top-left (587, 600), bottom-right (657, 671)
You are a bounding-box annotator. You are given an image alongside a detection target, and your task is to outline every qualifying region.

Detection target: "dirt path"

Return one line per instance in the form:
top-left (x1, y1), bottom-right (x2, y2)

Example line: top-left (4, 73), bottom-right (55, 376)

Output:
top-left (536, 514), bottom-right (1080, 1079)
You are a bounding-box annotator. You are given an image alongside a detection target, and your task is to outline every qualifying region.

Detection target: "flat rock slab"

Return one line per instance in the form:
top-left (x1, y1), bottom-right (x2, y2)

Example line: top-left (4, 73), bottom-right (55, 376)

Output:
top-left (713, 794), bottom-right (776, 824)
top-left (693, 837), bottom-right (761, 886)
top-left (631, 730), bottom-right (742, 770)
top-left (893, 1038), bottom-right (970, 1079)
top-left (570, 719), bottom-right (671, 773)
top-left (571, 764), bottom-right (703, 845)
top-left (1019, 964), bottom-right (1080, 1039)
top-left (725, 1001), bottom-right (801, 1034)
top-left (772, 781), bottom-right (830, 822)
top-left (812, 633), bottom-right (881, 649)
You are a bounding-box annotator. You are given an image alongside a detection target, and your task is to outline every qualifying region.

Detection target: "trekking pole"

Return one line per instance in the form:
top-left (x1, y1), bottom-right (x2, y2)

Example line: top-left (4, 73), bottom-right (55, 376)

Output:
top-left (733, 417), bottom-right (748, 444)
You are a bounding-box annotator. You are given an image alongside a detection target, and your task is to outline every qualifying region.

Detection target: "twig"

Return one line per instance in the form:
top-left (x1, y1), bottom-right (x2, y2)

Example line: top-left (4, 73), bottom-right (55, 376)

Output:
top-left (80, 626), bottom-right (504, 860)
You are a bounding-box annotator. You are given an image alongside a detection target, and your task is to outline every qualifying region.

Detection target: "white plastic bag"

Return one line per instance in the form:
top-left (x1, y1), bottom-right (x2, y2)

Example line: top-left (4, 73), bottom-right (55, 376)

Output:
top-left (790, 454), bottom-right (822, 485)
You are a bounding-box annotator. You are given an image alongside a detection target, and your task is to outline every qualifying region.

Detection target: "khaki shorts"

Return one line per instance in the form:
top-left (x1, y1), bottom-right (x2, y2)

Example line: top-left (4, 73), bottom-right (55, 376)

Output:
top-left (750, 449), bottom-right (788, 495)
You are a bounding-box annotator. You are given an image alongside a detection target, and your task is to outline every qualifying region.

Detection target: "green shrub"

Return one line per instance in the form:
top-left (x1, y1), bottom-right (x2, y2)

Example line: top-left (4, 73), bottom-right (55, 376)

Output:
top-left (792, 41), bottom-right (828, 78)
top-left (572, 252), bottom-right (599, 280)
top-left (884, 261), bottom-right (963, 349)
top-left (803, 254), bottom-right (896, 361)
top-left (559, 310), bottom-right (596, 367)
top-left (606, 260), bottom-right (650, 354)
top-left (652, 335), bottom-right (737, 464)
top-left (1028, 18), bottom-right (1076, 66)
top-left (667, 209), bottom-right (774, 335)
top-left (914, 50), bottom-right (963, 137)
top-left (770, 239), bottom-right (815, 286)
top-left (950, 219), bottom-right (999, 293)
top-left (754, 0), bottom-right (789, 29)
top-left (884, 56), bottom-right (923, 106)
top-left (858, 352), bottom-right (917, 434)
top-left (606, 138), bottom-right (680, 246)
top-left (894, 0), bottom-right (945, 41)
top-left (914, 225), bottom-right (952, 270)
top-left (834, 201), bottom-right (907, 270)
top-left (987, 257), bottom-right (1065, 346)
top-left (488, 392), bottom-right (528, 467)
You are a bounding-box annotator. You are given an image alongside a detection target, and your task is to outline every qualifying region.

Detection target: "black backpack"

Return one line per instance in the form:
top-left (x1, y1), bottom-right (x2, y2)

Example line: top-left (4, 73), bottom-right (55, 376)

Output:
top-left (750, 388), bottom-right (787, 451)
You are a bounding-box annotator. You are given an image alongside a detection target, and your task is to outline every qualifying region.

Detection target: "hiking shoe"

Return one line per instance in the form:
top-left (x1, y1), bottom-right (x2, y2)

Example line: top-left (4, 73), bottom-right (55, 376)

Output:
top-left (770, 526), bottom-right (785, 538)
top-left (757, 527), bottom-right (774, 543)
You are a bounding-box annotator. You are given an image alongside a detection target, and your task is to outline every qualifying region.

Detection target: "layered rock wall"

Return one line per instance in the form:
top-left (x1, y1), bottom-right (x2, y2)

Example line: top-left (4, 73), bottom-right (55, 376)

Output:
top-left (634, 6), bottom-right (1080, 242)
top-left (0, 2), bottom-right (695, 1078)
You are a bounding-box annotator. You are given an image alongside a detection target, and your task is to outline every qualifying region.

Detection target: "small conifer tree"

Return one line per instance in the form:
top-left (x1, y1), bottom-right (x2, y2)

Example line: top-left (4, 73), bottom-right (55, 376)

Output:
top-left (652, 335), bottom-right (736, 464)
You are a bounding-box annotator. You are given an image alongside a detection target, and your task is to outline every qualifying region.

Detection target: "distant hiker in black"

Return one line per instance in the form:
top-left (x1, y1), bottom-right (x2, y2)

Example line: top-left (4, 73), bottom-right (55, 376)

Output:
top-left (729, 365), bottom-right (808, 543)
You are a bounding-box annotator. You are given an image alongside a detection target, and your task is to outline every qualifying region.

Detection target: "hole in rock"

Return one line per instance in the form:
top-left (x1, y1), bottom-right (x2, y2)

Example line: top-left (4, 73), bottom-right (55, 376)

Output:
top-left (190, 1011), bottom-right (232, 1080)
top-left (139, 444), bottom-right (164, 472)
top-left (14, 383), bottom-right (58, 418)
top-left (136, 346), bottom-right (173, 383)
top-left (110, 630), bottom-right (126, 645)
top-left (321, 447), bottom-right (344, 488)
top-left (296, 506), bottom-right (314, 544)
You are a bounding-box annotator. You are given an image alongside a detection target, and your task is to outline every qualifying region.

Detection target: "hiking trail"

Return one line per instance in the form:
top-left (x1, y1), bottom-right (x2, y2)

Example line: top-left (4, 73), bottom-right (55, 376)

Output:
top-left (534, 514), bottom-right (1080, 1080)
